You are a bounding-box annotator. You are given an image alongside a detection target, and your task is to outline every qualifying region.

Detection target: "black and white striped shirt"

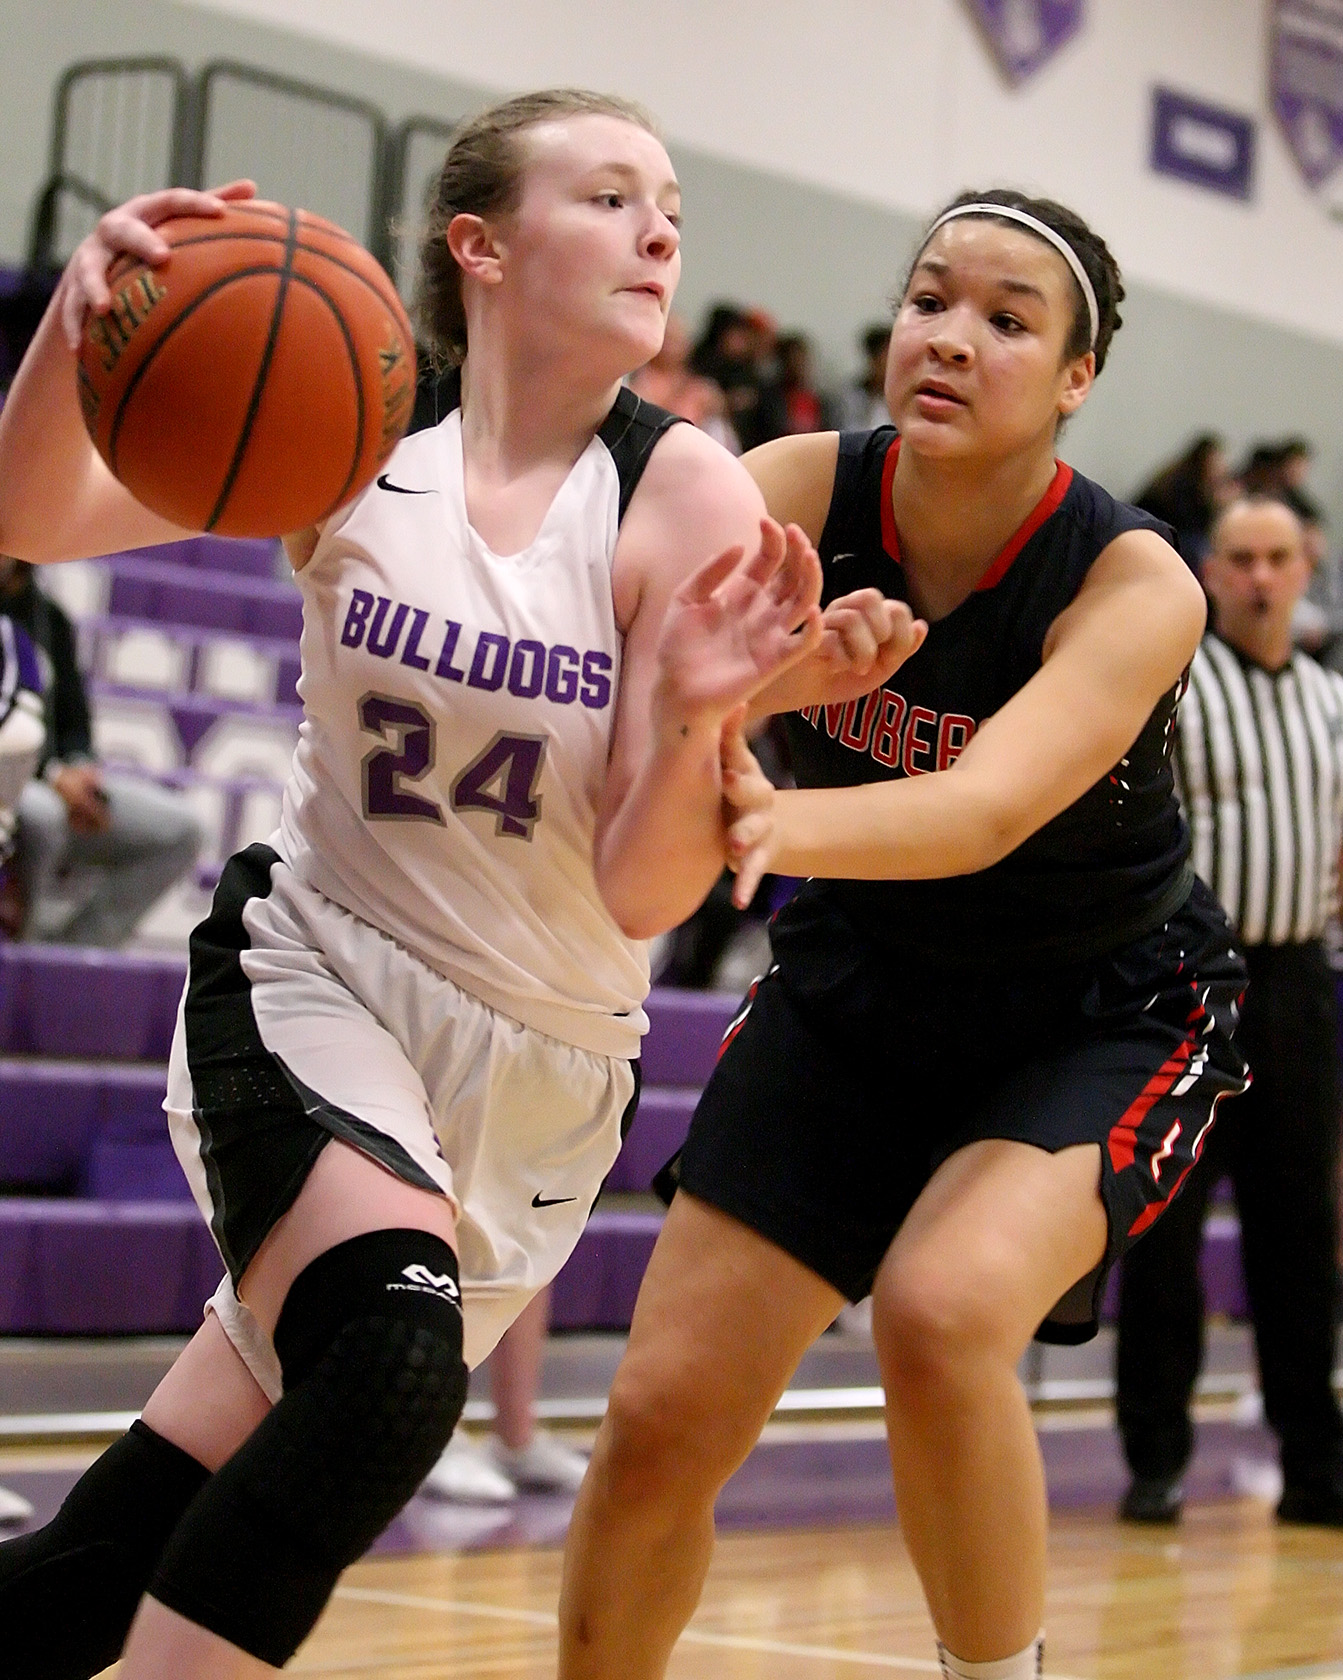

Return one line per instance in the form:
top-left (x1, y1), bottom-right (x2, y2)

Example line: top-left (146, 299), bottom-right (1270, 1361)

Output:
top-left (1175, 633), bottom-right (1343, 945)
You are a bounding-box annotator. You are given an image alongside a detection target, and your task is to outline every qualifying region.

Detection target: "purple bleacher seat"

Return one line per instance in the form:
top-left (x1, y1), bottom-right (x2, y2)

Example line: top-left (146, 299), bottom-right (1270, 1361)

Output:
top-left (87, 615), bottom-right (303, 707)
top-left (640, 988), bottom-right (738, 1087)
top-left (105, 555), bottom-right (302, 641)
top-left (170, 536), bottom-right (284, 579)
top-left (91, 683), bottom-right (301, 761)
top-left (0, 945), bottom-right (186, 1060)
top-left (605, 1087), bottom-right (695, 1192)
top-left (0, 1060), bottom-right (166, 1191)
top-left (85, 1137), bottom-right (191, 1201)
top-left (0, 1200), bottom-right (223, 1334)
top-left (550, 1209), bottom-right (663, 1331)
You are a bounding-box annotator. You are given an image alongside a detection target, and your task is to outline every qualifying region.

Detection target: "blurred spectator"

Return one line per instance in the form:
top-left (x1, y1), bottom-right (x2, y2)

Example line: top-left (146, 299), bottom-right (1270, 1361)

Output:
top-left (0, 612), bottom-right (43, 946)
top-left (0, 558), bottom-right (202, 946)
top-left (629, 313), bottom-right (738, 451)
top-left (776, 333), bottom-right (831, 434)
top-left (1116, 497), bottom-right (1343, 1528)
top-left (691, 303), bottom-right (786, 452)
top-left (835, 323), bottom-right (892, 431)
top-left (1133, 433), bottom-right (1234, 574)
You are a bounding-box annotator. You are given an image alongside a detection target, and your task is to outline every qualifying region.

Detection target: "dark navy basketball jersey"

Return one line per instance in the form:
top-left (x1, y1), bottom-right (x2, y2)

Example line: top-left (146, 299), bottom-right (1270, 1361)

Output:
top-left (778, 428), bottom-right (1193, 973)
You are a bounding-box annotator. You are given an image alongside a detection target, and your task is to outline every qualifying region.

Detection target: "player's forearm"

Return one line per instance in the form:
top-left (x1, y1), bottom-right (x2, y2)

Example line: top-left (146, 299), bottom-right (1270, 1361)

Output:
top-left (745, 661), bottom-right (822, 724)
top-left (0, 284), bottom-right (99, 559)
top-left (771, 773), bottom-right (1015, 881)
top-left (596, 714), bottom-right (731, 939)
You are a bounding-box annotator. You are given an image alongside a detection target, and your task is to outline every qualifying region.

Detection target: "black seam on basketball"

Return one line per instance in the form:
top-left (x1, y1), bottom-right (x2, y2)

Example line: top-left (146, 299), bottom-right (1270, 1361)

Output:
top-left (116, 232), bottom-right (401, 320)
top-left (299, 279), bottom-right (367, 518)
top-left (100, 253), bottom-right (398, 526)
top-left (161, 224), bottom-right (360, 254)
top-left (106, 263), bottom-right (293, 475)
top-left (205, 206), bottom-right (302, 531)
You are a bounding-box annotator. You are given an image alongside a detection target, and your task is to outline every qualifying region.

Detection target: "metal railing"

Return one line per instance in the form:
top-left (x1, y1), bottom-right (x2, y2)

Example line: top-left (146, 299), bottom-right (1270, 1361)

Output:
top-left (385, 115), bottom-right (456, 299)
top-left (30, 56), bottom-right (190, 268)
top-left (28, 54), bottom-right (457, 286)
top-left (190, 60), bottom-right (391, 262)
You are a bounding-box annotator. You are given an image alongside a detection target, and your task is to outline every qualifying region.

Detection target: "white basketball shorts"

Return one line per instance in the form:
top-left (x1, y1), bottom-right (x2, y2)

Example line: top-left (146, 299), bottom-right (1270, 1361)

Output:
top-left (166, 843), bottom-right (638, 1393)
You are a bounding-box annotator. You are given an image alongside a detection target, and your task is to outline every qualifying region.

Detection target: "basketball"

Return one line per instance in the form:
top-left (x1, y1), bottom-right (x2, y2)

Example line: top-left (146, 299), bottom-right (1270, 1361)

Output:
top-left (76, 200), bottom-right (416, 537)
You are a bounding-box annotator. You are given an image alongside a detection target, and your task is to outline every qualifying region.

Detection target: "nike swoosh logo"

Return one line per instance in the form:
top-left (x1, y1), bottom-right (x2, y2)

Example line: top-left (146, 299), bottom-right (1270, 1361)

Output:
top-left (532, 1192), bottom-right (578, 1208)
top-left (377, 474), bottom-right (436, 494)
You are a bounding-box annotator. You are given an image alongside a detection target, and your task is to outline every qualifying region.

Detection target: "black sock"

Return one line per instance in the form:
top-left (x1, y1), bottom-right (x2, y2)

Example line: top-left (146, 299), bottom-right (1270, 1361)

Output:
top-left (0, 1419), bottom-right (209, 1679)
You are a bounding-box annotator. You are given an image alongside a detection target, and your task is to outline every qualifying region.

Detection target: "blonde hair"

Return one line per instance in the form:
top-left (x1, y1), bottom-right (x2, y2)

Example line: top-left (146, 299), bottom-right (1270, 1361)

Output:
top-left (415, 88), bottom-right (661, 368)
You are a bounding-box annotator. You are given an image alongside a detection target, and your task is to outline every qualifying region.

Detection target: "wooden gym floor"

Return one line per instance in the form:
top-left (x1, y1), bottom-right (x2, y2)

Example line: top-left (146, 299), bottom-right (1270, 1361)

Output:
top-left (288, 1503), bottom-right (1343, 1679)
top-left (56, 1466), bottom-right (1343, 1679)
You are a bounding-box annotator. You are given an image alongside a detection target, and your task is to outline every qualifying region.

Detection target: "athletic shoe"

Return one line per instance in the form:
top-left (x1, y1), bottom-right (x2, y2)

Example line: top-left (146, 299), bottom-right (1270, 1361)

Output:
top-left (1119, 1475), bottom-right (1183, 1524)
top-left (489, 1430), bottom-right (590, 1494)
top-left (1277, 1482), bottom-right (1343, 1527)
top-left (421, 1435), bottom-right (518, 1504)
top-left (0, 1484), bottom-right (34, 1527)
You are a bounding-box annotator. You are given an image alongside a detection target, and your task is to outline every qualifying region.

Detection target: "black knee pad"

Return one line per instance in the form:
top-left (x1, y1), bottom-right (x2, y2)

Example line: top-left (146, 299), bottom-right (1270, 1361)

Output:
top-left (0, 1420), bottom-right (209, 1680)
top-left (149, 1228), bottom-right (467, 1666)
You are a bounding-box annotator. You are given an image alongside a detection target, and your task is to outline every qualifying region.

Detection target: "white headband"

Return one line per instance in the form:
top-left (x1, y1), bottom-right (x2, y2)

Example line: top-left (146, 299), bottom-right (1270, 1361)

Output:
top-left (921, 203), bottom-right (1100, 350)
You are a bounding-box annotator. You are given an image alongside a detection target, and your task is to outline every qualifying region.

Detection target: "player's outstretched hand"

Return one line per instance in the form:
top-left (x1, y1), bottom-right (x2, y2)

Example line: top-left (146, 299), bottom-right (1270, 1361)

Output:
top-left (720, 708), bottom-right (777, 908)
top-left (657, 518), bottom-right (823, 730)
top-left (812, 589), bottom-right (926, 702)
top-left (60, 180), bottom-right (257, 349)
top-left (749, 588), bottom-right (927, 718)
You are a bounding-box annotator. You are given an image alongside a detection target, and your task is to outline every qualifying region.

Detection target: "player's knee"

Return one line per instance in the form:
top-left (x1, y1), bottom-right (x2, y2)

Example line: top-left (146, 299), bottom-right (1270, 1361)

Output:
top-left (599, 1358), bottom-right (745, 1504)
top-left (874, 1249), bottom-right (1010, 1398)
top-left (149, 1228), bottom-right (467, 1667)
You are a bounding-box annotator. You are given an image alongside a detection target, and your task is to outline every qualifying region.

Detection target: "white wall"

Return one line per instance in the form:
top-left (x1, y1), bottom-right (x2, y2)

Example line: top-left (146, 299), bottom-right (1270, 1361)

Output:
top-left (178, 0), bottom-right (1343, 346)
top-left (3, 0), bottom-right (1342, 525)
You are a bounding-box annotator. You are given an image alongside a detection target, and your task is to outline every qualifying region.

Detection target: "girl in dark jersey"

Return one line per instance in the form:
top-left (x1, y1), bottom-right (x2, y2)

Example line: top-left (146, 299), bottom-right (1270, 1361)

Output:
top-left (559, 190), bottom-right (1249, 1680)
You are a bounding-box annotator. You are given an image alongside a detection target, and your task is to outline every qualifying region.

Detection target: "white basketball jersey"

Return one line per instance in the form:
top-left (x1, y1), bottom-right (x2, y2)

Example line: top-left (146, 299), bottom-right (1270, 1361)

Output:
top-left (276, 386), bottom-right (681, 1059)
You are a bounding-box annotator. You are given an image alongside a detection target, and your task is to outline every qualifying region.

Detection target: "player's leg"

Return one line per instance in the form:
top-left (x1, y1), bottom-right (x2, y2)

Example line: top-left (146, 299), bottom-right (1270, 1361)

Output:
top-left (485, 1287), bottom-right (589, 1492)
top-left (558, 1191), bottom-right (843, 1680)
top-left (120, 1135), bottom-right (464, 1679)
top-left (1114, 1123), bottom-right (1225, 1515)
top-left (0, 1313), bottom-right (265, 1680)
top-left (873, 1138), bottom-right (1106, 1670)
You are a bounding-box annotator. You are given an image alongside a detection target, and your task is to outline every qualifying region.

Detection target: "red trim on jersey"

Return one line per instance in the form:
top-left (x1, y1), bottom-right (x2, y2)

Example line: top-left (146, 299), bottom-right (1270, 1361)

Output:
top-left (975, 461), bottom-right (1073, 590)
top-left (877, 436), bottom-right (1073, 592)
top-left (717, 974), bottom-right (764, 1061)
top-left (1106, 1038), bottom-right (1192, 1173)
top-left (879, 435), bottom-right (901, 561)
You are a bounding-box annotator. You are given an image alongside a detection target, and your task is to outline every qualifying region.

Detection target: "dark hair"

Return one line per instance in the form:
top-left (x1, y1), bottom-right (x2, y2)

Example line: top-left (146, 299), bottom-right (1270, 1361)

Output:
top-left (1135, 434), bottom-right (1224, 536)
top-left (903, 188), bottom-right (1125, 374)
top-left (415, 88), bottom-right (661, 368)
top-left (861, 322), bottom-right (892, 357)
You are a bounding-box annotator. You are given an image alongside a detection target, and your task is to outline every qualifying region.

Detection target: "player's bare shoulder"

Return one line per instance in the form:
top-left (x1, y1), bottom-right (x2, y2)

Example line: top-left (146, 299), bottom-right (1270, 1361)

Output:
top-left (742, 432), bottom-right (839, 542)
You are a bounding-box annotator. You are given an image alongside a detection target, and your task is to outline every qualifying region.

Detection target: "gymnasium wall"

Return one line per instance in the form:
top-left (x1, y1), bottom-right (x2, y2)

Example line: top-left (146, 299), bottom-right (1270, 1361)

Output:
top-left (3, 0), bottom-right (1342, 526)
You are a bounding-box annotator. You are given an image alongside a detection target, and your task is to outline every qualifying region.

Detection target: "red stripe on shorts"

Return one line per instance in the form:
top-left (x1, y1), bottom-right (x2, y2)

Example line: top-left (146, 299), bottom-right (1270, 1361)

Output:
top-left (1106, 1038), bottom-right (1193, 1173)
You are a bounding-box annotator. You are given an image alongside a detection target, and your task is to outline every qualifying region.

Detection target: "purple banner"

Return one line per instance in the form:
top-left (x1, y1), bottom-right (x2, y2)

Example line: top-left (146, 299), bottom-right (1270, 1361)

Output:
top-left (964, 0), bottom-right (1084, 85)
top-left (1150, 87), bottom-right (1256, 201)
top-left (1272, 0), bottom-right (1343, 188)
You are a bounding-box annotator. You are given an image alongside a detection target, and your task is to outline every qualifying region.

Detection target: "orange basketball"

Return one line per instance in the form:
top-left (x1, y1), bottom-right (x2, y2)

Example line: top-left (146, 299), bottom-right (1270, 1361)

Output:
top-left (77, 200), bottom-right (416, 538)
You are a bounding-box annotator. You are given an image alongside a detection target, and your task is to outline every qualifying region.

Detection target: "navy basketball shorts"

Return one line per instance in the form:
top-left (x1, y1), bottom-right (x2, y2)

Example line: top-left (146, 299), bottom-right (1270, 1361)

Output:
top-left (671, 876), bottom-right (1249, 1343)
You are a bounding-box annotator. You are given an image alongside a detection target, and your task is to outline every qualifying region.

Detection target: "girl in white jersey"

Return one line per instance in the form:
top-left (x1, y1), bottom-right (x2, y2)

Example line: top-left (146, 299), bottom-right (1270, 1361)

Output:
top-left (0, 91), bottom-right (920, 1679)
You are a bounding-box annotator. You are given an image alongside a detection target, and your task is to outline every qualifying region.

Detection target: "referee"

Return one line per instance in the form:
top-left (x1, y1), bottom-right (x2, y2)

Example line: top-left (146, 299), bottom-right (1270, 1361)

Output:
top-left (1116, 495), bottom-right (1343, 1524)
